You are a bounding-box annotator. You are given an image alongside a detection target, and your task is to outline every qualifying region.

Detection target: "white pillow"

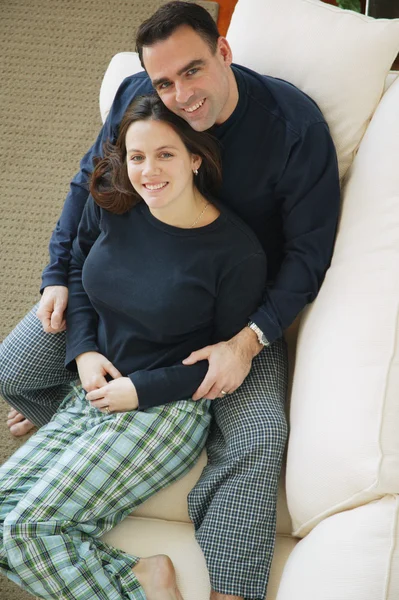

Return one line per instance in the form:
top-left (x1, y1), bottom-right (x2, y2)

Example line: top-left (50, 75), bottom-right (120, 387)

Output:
top-left (276, 497), bottom-right (399, 600)
top-left (286, 74), bottom-right (399, 537)
top-left (227, 0), bottom-right (399, 179)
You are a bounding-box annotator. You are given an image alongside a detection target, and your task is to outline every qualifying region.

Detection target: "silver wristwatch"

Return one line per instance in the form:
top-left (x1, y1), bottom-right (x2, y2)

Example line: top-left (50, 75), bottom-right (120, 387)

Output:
top-left (248, 321), bottom-right (270, 347)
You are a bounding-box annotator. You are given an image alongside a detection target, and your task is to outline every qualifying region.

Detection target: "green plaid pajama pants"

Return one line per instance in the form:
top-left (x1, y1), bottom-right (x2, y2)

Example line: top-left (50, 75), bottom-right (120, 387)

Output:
top-left (0, 384), bottom-right (211, 599)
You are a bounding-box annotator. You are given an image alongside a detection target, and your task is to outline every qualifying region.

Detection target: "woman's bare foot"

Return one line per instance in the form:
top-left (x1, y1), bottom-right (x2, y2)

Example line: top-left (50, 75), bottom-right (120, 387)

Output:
top-left (7, 409), bottom-right (36, 437)
top-left (133, 554), bottom-right (183, 600)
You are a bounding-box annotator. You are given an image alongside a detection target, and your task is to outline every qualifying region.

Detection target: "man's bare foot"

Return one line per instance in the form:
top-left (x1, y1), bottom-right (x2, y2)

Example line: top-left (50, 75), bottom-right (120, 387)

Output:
top-left (133, 554), bottom-right (183, 600)
top-left (7, 409), bottom-right (36, 437)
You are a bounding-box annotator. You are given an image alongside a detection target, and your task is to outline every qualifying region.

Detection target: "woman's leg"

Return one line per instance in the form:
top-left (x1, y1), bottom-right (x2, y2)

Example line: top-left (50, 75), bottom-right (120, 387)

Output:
top-left (2, 388), bottom-right (211, 599)
top-left (0, 384), bottom-right (88, 588)
top-left (0, 302), bottom-right (77, 430)
top-left (188, 339), bottom-right (288, 600)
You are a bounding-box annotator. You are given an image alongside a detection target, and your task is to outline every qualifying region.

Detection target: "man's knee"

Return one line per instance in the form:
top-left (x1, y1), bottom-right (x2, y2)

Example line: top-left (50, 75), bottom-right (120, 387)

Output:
top-left (0, 345), bottom-right (22, 398)
top-left (231, 408), bottom-right (288, 466)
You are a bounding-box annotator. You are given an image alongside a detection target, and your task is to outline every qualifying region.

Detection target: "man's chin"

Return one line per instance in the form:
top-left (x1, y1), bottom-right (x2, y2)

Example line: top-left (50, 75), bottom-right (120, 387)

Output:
top-left (184, 115), bottom-right (215, 132)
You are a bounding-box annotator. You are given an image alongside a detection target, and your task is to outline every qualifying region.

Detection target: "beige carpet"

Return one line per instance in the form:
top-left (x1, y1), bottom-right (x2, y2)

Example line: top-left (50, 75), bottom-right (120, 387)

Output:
top-left (0, 1), bottom-right (218, 597)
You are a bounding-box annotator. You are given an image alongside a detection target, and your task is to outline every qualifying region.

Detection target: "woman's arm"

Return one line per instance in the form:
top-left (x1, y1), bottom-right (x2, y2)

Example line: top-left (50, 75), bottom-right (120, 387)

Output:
top-left (129, 252), bottom-right (267, 410)
top-left (64, 196), bottom-right (102, 369)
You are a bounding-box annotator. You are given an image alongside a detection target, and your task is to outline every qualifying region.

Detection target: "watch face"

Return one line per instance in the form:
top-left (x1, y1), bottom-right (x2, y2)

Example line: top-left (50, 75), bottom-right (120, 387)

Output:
top-left (261, 334), bottom-right (270, 346)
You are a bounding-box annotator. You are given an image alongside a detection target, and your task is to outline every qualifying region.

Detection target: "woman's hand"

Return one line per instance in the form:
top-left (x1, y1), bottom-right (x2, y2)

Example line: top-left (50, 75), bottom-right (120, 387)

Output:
top-left (76, 351), bottom-right (122, 392)
top-left (86, 377), bottom-right (139, 413)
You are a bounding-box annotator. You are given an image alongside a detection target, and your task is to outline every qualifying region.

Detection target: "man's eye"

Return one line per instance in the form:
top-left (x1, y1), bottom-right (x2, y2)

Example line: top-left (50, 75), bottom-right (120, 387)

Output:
top-left (187, 68), bottom-right (198, 76)
top-left (159, 81), bottom-right (171, 90)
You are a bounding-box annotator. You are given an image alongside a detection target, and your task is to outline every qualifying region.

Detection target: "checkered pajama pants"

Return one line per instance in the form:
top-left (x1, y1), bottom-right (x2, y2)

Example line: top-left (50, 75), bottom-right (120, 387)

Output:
top-left (0, 302), bottom-right (288, 599)
top-left (0, 384), bottom-right (211, 599)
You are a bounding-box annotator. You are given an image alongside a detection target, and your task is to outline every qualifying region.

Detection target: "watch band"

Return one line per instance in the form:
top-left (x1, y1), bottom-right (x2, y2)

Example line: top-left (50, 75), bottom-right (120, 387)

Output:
top-left (248, 321), bottom-right (270, 347)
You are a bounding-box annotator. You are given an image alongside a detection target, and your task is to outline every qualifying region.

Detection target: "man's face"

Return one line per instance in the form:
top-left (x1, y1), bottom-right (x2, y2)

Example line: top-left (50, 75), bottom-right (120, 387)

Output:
top-left (143, 25), bottom-right (235, 131)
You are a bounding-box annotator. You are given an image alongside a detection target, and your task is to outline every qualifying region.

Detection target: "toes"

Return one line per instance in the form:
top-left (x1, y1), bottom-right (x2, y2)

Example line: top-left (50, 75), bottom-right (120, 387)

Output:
top-left (9, 420), bottom-right (35, 437)
top-left (7, 410), bottom-right (25, 423)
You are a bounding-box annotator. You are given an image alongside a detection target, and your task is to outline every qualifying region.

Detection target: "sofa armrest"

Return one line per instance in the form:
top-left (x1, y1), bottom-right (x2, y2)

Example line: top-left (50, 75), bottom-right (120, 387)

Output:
top-left (99, 52), bottom-right (143, 123)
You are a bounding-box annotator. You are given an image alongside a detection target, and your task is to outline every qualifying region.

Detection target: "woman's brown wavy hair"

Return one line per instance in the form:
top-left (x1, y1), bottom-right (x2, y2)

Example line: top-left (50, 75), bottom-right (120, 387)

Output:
top-left (90, 94), bottom-right (222, 214)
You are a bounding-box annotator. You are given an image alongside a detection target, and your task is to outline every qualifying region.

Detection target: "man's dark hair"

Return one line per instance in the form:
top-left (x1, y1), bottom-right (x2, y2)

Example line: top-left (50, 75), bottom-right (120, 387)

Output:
top-left (135, 1), bottom-right (220, 68)
top-left (90, 94), bottom-right (222, 214)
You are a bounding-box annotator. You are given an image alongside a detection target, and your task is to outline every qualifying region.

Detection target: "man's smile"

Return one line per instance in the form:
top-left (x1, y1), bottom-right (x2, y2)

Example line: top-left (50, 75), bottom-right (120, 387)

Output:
top-left (183, 98), bottom-right (206, 113)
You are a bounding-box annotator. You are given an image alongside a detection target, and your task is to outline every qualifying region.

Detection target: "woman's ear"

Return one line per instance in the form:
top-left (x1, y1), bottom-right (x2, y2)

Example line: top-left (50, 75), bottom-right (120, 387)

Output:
top-left (192, 154), bottom-right (202, 173)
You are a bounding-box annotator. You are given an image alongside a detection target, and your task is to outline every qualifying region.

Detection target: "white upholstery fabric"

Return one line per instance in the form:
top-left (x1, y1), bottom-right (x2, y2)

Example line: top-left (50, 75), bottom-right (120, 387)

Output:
top-left (99, 52), bottom-right (143, 123)
top-left (384, 71), bottom-right (399, 93)
top-left (132, 449), bottom-right (293, 535)
top-left (287, 75), bottom-right (399, 537)
top-left (276, 496), bottom-right (399, 600)
top-left (227, 0), bottom-right (399, 179)
top-left (102, 516), bottom-right (298, 600)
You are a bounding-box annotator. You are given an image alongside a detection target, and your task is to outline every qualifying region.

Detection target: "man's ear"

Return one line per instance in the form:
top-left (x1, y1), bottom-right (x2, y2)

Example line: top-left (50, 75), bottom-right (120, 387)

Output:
top-left (217, 37), bottom-right (233, 66)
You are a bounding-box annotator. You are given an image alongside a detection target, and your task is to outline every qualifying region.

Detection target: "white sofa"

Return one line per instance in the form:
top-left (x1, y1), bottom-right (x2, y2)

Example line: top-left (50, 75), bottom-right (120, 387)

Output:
top-left (100, 1), bottom-right (399, 598)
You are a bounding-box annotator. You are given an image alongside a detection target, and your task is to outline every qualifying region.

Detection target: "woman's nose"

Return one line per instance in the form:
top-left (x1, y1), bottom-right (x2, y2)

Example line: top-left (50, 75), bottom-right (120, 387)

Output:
top-left (142, 159), bottom-right (161, 177)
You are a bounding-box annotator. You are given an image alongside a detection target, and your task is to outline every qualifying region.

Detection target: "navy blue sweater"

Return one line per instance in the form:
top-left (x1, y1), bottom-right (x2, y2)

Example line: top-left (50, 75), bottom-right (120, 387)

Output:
top-left (43, 64), bottom-right (340, 343)
top-left (65, 198), bottom-right (266, 409)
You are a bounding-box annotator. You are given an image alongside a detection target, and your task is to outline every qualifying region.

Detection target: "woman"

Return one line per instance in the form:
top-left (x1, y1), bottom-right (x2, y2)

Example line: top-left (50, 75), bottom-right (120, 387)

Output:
top-left (0, 94), bottom-right (266, 599)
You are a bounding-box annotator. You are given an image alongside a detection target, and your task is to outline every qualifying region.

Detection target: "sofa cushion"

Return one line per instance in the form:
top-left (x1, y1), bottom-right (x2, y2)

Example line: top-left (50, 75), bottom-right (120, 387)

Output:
top-left (131, 448), bottom-right (293, 536)
top-left (276, 496), bottom-right (399, 600)
top-left (286, 75), bottom-right (399, 536)
top-left (102, 516), bottom-right (298, 600)
top-left (227, 0), bottom-right (399, 179)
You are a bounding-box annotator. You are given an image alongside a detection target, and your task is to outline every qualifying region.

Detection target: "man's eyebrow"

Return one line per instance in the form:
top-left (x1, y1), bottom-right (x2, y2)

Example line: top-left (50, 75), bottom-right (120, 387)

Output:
top-left (152, 59), bottom-right (206, 88)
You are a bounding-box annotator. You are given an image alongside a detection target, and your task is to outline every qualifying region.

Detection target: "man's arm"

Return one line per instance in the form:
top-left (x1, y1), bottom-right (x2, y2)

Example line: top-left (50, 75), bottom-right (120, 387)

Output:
top-left (40, 72), bottom-right (153, 292)
top-left (36, 73), bottom-right (152, 332)
top-left (186, 122), bottom-right (340, 398)
top-left (40, 116), bottom-right (114, 292)
top-left (249, 121), bottom-right (340, 343)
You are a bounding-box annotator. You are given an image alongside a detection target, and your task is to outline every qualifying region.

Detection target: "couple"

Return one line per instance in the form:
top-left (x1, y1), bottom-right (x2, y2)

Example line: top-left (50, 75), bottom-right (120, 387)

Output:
top-left (0, 2), bottom-right (340, 599)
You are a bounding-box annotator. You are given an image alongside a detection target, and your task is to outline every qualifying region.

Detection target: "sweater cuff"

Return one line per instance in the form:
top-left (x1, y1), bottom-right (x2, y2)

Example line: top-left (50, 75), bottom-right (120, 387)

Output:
top-left (40, 273), bottom-right (69, 294)
top-left (65, 343), bottom-right (100, 372)
top-left (248, 307), bottom-right (282, 345)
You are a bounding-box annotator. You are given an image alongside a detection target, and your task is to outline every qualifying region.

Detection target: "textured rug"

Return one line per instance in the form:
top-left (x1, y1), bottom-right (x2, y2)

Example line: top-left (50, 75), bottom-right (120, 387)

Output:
top-left (0, 1), bottom-right (218, 597)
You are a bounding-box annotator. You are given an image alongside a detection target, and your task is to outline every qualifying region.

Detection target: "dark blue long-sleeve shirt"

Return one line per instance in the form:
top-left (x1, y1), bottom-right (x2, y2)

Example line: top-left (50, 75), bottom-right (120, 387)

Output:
top-left (43, 64), bottom-right (340, 343)
top-left (65, 198), bottom-right (266, 409)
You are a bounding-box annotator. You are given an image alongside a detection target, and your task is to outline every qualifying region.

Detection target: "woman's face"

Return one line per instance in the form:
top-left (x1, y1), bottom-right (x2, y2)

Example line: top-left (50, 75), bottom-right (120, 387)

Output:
top-left (125, 119), bottom-right (201, 211)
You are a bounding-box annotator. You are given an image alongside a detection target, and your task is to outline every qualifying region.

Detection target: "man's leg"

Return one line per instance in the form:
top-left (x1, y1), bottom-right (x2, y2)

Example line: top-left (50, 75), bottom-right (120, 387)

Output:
top-left (188, 338), bottom-right (288, 600)
top-left (0, 302), bottom-right (76, 433)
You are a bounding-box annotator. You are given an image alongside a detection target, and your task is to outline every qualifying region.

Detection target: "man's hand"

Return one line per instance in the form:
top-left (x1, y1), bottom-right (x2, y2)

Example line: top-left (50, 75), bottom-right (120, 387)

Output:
top-left (86, 377), bottom-right (138, 413)
top-left (76, 351), bottom-right (122, 392)
top-left (36, 285), bottom-right (68, 333)
top-left (183, 326), bottom-right (263, 400)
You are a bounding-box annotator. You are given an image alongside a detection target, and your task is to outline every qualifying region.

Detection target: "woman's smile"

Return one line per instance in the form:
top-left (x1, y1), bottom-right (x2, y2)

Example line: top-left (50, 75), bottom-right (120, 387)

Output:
top-left (142, 182), bottom-right (169, 191)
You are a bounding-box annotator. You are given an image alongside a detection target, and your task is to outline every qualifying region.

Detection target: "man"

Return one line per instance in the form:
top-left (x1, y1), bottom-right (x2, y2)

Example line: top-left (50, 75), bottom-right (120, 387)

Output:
top-left (0, 2), bottom-right (340, 598)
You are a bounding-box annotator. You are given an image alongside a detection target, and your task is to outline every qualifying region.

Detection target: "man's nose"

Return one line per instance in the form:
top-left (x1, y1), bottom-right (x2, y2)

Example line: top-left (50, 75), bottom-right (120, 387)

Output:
top-left (175, 82), bottom-right (193, 105)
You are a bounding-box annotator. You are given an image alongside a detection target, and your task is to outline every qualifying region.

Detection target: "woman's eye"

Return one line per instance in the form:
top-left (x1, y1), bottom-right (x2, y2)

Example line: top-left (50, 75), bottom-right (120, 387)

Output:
top-left (160, 152), bottom-right (173, 159)
top-left (130, 155), bottom-right (144, 162)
